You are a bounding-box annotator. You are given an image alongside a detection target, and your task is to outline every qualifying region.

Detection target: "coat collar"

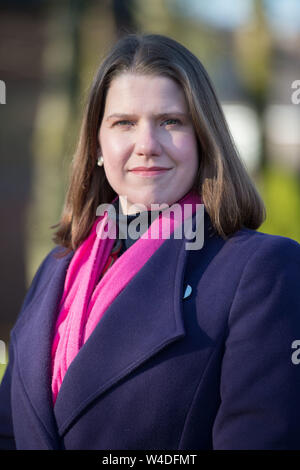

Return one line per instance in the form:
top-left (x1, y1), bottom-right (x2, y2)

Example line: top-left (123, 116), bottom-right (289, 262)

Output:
top-left (12, 207), bottom-right (221, 444)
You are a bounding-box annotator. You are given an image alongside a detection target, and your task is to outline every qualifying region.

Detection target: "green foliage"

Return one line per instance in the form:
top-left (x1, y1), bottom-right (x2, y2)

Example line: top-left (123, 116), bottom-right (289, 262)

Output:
top-left (0, 365), bottom-right (6, 384)
top-left (258, 163), bottom-right (300, 243)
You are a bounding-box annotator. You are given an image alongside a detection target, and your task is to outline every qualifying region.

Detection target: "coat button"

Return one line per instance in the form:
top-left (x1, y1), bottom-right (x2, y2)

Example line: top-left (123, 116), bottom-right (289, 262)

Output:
top-left (183, 284), bottom-right (192, 299)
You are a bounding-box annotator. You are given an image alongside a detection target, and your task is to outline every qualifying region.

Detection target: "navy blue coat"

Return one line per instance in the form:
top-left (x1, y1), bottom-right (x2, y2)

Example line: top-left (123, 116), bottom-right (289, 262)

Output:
top-left (1, 210), bottom-right (300, 450)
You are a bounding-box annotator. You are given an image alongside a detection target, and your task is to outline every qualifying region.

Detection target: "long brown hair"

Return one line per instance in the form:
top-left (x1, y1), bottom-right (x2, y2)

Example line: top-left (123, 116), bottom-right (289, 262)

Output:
top-left (52, 33), bottom-right (266, 256)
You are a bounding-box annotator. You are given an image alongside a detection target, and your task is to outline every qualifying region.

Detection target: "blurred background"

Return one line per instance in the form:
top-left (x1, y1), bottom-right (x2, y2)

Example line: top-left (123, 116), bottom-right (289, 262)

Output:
top-left (1, 0), bottom-right (300, 378)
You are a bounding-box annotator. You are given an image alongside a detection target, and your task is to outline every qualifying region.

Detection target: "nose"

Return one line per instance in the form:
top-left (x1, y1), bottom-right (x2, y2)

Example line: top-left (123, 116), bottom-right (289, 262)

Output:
top-left (134, 122), bottom-right (162, 157)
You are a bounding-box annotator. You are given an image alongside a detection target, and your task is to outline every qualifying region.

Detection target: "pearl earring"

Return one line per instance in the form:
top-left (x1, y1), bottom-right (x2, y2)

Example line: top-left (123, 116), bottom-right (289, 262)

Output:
top-left (97, 155), bottom-right (104, 167)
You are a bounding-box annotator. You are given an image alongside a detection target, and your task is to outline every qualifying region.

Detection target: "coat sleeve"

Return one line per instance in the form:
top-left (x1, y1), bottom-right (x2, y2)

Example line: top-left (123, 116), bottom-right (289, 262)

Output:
top-left (212, 235), bottom-right (300, 449)
top-left (0, 247), bottom-right (59, 450)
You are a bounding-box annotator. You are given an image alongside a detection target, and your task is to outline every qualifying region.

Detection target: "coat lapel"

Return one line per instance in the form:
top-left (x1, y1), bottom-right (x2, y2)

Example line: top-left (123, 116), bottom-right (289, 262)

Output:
top-left (11, 247), bottom-right (74, 449)
top-left (53, 232), bottom-right (189, 435)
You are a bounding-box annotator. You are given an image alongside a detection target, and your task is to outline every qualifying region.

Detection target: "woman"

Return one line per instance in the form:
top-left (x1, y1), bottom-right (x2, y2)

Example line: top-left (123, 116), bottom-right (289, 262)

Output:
top-left (1, 33), bottom-right (300, 450)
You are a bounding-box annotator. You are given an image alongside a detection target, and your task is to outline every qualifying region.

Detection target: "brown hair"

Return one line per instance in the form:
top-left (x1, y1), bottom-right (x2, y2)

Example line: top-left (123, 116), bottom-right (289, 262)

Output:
top-left (52, 33), bottom-right (266, 256)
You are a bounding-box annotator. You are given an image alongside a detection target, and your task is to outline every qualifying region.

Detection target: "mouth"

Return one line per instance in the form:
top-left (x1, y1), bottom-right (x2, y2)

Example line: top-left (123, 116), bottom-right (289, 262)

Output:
top-left (128, 167), bottom-right (172, 177)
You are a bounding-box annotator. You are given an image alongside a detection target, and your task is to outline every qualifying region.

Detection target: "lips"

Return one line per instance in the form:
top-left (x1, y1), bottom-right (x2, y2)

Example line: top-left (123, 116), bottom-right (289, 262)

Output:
top-left (129, 167), bottom-right (171, 171)
top-left (129, 167), bottom-right (172, 177)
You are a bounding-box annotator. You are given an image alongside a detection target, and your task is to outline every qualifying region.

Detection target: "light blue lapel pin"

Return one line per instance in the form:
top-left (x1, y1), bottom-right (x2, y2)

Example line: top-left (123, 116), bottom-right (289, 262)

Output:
top-left (183, 284), bottom-right (192, 299)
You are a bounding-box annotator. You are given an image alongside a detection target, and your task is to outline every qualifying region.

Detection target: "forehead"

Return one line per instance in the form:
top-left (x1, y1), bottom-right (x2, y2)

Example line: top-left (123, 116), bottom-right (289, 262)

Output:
top-left (103, 73), bottom-right (188, 114)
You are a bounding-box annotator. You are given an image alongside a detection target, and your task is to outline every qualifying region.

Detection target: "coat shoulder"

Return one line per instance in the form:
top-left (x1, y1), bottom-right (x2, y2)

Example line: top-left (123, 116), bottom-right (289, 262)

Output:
top-left (26, 245), bottom-right (71, 294)
top-left (216, 227), bottom-right (300, 308)
top-left (188, 223), bottom-right (300, 298)
top-left (11, 245), bottom-right (73, 337)
top-left (227, 226), bottom-right (300, 267)
top-left (187, 213), bottom-right (300, 280)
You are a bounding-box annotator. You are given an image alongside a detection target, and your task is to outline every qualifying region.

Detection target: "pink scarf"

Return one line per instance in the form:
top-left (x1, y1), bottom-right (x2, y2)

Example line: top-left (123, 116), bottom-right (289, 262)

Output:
top-left (51, 190), bottom-right (202, 403)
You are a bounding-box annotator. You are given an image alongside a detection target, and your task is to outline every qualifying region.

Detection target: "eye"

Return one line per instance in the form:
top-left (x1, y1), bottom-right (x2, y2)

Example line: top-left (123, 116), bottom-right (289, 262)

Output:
top-left (113, 120), bottom-right (134, 127)
top-left (162, 118), bottom-right (182, 126)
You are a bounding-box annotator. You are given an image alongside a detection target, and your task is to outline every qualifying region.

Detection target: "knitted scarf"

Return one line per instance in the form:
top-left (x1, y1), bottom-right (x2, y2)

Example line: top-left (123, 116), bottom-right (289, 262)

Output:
top-left (51, 190), bottom-right (202, 403)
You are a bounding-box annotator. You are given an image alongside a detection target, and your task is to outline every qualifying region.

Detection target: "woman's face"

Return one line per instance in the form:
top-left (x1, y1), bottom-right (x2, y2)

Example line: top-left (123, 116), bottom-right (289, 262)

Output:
top-left (98, 73), bottom-right (199, 214)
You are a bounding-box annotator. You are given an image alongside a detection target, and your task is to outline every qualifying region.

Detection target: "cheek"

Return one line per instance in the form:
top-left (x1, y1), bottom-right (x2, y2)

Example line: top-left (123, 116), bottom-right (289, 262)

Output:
top-left (172, 133), bottom-right (198, 163)
top-left (100, 133), bottom-right (131, 167)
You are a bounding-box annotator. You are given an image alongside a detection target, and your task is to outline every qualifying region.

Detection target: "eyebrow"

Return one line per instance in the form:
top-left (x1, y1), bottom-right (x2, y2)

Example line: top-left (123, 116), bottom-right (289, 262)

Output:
top-left (105, 112), bottom-right (189, 121)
